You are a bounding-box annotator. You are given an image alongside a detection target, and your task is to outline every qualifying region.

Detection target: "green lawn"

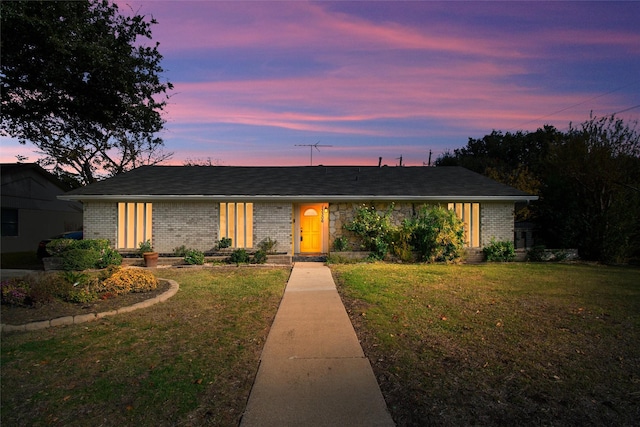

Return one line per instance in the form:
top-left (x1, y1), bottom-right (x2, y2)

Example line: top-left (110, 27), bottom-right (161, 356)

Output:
top-left (3, 263), bottom-right (638, 426)
top-left (331, 262), bottom-right (640, 426)
top-left (1, 267), bottom-right (290, 427)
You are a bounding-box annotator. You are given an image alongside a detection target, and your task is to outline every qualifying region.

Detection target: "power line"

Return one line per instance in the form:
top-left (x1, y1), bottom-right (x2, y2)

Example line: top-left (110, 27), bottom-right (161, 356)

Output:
top-left (612, 104), bottom-right (640, 115)
top-left (513, 81), bottom-right (640, 130)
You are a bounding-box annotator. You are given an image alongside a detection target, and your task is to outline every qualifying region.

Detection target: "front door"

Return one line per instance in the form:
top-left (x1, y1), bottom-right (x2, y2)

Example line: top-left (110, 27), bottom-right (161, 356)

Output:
top-left (300, 204), bottom-right (322, 253)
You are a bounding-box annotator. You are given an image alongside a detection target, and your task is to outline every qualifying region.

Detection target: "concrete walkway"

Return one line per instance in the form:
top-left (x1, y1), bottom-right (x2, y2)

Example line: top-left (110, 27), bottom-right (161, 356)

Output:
top-left (241, 262), bottom-right (395, 427)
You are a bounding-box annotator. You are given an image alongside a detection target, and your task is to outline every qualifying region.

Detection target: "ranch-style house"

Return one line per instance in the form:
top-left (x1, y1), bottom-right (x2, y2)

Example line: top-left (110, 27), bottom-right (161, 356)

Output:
top-left (59, 165), bottom-right (537, 258)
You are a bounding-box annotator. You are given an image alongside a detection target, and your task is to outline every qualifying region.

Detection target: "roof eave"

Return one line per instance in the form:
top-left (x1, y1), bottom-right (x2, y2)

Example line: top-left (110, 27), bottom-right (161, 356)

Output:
top-left (59, 194), bottom-right (538, 202)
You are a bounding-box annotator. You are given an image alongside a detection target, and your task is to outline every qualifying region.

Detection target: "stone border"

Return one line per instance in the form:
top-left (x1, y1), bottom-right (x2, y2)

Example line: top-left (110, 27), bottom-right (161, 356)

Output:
top-left (1, 279), bottom-right (179, 333)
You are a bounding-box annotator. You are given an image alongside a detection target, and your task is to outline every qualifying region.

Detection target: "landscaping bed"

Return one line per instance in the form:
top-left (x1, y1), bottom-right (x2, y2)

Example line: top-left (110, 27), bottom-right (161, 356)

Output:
top-left (1, 279), bottom-right (171, 326)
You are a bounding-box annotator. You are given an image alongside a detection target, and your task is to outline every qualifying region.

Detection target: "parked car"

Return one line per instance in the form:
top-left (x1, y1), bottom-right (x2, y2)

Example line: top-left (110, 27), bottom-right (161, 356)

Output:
top-left (37, 231), bottom-right (83, 259)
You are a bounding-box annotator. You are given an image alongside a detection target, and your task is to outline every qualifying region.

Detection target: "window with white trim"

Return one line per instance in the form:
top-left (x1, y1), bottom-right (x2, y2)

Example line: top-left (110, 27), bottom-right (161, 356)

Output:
top-left (220, 203), bottom-right (253, 248)
top-left (117, 202), bottom-right (153, 249)
top-left (448, 203), bottom-right (480, 247)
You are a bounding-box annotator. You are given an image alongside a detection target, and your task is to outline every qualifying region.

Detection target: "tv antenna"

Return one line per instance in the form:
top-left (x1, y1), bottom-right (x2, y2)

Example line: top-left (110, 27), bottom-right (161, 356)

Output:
top-left (295, 141), bottom-right (333, 165)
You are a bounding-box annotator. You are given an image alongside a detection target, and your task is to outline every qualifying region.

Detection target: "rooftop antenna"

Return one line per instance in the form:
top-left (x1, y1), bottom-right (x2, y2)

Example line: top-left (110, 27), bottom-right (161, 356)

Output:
top-left (295, 141), bottom-right (333, 166)
top-left (396, 155), bottom-right (403, 167)
top-left (423, 150), bottom-right (434, 167)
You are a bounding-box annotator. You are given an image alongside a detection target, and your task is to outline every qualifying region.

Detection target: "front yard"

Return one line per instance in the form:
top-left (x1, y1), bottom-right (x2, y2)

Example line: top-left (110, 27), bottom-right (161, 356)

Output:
top-left (332, 263), bottom-right (640, 426)
top-left (1, 263), bottom-right (638, 426)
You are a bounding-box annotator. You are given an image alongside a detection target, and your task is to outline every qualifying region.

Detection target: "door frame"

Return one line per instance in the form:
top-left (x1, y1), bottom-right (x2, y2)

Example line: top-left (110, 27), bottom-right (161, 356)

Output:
top-left (294, 203), bottom-right (329, 254)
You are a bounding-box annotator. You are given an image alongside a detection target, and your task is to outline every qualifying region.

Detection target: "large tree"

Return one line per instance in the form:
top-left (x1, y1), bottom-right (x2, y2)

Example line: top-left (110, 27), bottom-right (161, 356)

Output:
top-left (544, 114), bottom-right (640, 263)
top-left (1, 0), bottom-right (173, 185)
top-left (439, 115), bottom-right (640, 263)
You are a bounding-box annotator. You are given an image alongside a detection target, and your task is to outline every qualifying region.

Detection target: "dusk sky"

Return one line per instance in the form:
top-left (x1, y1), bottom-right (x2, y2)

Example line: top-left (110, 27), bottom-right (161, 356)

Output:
top-left (2, 1), bottom-right (639, 167)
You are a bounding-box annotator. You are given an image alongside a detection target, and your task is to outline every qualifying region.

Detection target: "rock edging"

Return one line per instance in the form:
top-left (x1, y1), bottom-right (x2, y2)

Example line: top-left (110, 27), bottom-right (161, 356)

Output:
top-left (1, 278), bottom-right (179, 333)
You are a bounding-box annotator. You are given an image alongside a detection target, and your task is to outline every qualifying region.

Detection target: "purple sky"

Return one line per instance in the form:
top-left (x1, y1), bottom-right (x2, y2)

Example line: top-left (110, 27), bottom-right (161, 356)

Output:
top-left (2, 1), bottom-right (639, 167)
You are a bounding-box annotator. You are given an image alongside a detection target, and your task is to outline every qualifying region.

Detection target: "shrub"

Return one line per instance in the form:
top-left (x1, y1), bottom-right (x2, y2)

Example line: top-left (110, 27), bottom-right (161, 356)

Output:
top-left (218, 237), bottom-right (232, 249)
top-left (99, 267), bottom-right (158, 295)
top-left (229, 248), bottom-right (249, 265)
top-left (483, 239), bottom-right (516, 262)
top-left (60, 248), bottom-right (102, 271)
top-left (184, 249), bottom-right (205, 265)
top-left (258, 237), bottom-right (278, 254)
top-left (173, 245), bottom-right (188, 257)
top-left (46, 238), bottom-right (121, 270)
top-left (344, 204), bottom-right (395, 259)
top-left (0, 278), bottom-right (30, 306)
top-left (389, 226), bottom-right (415, 262)
top-left (332, 236), bottom-right (349, 252)
top-left (252, 249), bottom-right (267, 264)
top-left (527, 245), bottom-right (547, 262)
top-left (407, 206), bottom-right (465, 262)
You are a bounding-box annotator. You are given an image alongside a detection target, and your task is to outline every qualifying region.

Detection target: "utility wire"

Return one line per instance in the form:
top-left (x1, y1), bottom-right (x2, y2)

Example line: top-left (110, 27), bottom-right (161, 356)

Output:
top-left (513, 81), bottom-right (640, 130)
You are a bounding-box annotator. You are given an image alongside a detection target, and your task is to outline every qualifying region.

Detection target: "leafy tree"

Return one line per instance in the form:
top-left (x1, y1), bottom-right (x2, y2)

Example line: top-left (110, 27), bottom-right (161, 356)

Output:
top-left (436, 126), bottom-right (562, 221)
top-left (543, 114), bottom-right (640, 263)
top-left (1, 0), bottom-right (173, 185)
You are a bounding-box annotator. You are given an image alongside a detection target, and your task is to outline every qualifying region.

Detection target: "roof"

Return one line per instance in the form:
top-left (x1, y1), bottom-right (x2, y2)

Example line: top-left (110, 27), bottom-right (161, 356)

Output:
top-left (59, 165), bottom-right (537, 202)
top-left (1, 163), bottom-right (75, 192)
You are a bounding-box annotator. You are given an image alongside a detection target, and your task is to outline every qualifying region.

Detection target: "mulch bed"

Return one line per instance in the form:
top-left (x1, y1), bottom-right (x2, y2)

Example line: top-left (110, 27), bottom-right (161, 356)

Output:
top-left (0, 280), bottom-right (171, 326)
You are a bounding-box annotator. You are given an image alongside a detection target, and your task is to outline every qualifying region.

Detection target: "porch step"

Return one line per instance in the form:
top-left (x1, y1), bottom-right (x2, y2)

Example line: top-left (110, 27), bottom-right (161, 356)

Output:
top-left (293, 255), bottom-right (327, 263)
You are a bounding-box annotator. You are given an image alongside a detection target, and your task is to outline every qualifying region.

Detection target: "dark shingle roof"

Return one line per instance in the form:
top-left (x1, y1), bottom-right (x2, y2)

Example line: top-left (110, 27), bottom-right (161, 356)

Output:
top-left (61, 166), bottom-right (536, 201)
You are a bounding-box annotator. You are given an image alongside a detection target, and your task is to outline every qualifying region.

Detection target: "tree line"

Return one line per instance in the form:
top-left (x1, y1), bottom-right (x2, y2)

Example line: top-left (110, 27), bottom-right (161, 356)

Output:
top-left (437, 115), bottom-right (640, 264)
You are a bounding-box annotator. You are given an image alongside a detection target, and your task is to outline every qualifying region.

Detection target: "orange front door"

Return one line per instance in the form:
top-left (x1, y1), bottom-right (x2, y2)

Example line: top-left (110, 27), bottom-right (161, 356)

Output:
top-left (300, 204), bottom-right (322, 252)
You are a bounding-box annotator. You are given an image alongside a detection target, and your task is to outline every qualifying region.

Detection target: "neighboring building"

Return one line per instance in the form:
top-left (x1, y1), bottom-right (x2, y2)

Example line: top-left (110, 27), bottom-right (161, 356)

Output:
top-left (1, 163), bottom-right (83, 253)
top-left (59, 165), bottom-right (537, 257)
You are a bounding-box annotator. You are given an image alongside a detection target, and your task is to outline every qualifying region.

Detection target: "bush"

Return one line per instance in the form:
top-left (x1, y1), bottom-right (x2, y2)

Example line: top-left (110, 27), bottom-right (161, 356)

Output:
top-left (344, 204), bottom-right (395, 259)
top-left (406, 206), bottom-right (465, 262)
top-left (218, 237), bottom-right (232, 249)
top-left (332, 236), bottom-right (349, 252)
top-left (60, 248), bottom-right (103, 271)
top-left (0, 278), bottom-right (30, 306)
top-left (99, 267), bottom-right (158, 295)
top-left (184, 249), bottom-right (205, 265)
top-left (229, 248), bottom-right (249, 265)
top-left (258, 237), bottom-right (278, 254)
top-left (252, 249), bottom-right (267, 264)
top-left (173, 245), bottom-right (188, 257)
top-left (527, 245), bottom-right (547, 262)
top-left (483, 239), bottom-right (516, 262)
top-left (46, 238), bottom-right (122, 270)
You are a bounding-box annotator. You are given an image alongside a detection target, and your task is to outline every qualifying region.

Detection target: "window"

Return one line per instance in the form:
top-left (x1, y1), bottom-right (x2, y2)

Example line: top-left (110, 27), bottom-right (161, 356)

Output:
top-left (1, 208), bottom-right (18, 237)
top-left (220, 203), bottom-right (253, 248)
top-left (117, 202), bottom-right (152, 249)
top-left (448, 203), bottom-right (480, 247)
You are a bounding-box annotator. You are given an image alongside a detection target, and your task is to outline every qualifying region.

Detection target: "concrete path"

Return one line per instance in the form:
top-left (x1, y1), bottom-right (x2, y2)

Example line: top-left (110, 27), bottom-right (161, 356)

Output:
top-left (241, 262), bottom-right (395, 427)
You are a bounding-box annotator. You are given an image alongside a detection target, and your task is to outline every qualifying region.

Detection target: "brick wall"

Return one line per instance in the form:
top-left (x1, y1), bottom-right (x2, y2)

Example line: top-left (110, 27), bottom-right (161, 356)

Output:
top-left (254, 202), bottom-right (292, 254)
top-left (480, 202), bottom-right (514, 245)
top-left (83, 201), bottom-right (118, 244)
top-left (153, 201), bottom-right (218, 253)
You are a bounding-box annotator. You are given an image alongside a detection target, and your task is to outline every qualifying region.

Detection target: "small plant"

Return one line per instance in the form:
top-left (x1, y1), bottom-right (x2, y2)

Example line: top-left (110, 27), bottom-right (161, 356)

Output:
top-left (332, 236), bottom-right (349, 252)
top-left (218, 237), bottom-right (232, 249)
top-left (344, 204), bottom-right (395, 259)
top-left (258, 237), bottom-right (278, 254)
top-left (173, 245), bottom-right (188, 257)
top-left (229, 248), bottom-right (249, 265)
top-left (184, 249), bottom-right (205, 265)
top-left (0, 278), bottom-right (30, 306)
top-left (483, 239), bottom-right (516, 262)
top-left (252, 249), bottom-right (267, 264)
top-left (406, 206), bottom-right (465, 263)
top-left (98, 267), bottom-right (158, 295)
top-left (527, 245), bottom-right (547, 262)
top-left (138, 240), bottom-right (153, 255)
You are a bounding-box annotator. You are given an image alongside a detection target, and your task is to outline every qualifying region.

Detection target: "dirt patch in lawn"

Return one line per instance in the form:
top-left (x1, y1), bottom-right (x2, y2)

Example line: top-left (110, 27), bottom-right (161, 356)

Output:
top-left (1, 280), bottom-right (171, 326)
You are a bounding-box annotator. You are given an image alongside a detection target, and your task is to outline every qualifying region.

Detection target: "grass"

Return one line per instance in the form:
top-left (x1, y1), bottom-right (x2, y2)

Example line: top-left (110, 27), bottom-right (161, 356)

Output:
top-left (331, 262), bottom-right (640, 426)
top-left (1, 267), bottom-right (290, 427)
